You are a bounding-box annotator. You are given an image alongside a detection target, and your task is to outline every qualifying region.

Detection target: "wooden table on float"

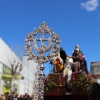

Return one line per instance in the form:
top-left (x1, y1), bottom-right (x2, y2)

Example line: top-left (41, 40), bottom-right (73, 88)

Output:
top-left (44, 72), bottom-right (88, 100)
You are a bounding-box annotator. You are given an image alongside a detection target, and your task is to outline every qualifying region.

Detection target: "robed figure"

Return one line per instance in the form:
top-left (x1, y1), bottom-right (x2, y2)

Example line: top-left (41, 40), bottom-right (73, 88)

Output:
top-left (52, 52), bottom-right (64, 73)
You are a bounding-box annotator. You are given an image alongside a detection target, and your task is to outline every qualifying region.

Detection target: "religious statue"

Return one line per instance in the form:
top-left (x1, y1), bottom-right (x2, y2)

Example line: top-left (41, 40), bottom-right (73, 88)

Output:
top-left (52, 45), bottom-right (88, 74)
top-left (72, 49), bottom-right (84, 72)
top-left (59, 47), bottom-right (67, 65)
top-left (52, 52), bottom-right (64, 73)
top-left (63, 57), bottom-right (72, 82)
top-left (72, 45), bottom-right (83, 56)
top-left (71, 45), bottom-right (87, 72)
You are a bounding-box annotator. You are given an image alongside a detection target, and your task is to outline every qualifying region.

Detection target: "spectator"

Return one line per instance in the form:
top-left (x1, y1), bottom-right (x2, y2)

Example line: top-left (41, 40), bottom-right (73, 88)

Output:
top-left (27, 95), bottom-right (32, 100)
top-left (60, 83), bottom-right (76, 100)
top-left (0, 95), bottom-right (6, 100)
top-left (0, 93), bottom-right (33, 100)
top-left (24, 93), bottom-right (28, 100)
top-left (4, 92), bottom-right (10, 100)
top-left (15, 94), bottom-right (20, 100)
top-left (31, 94), bottom-right (34, 100)
top-left (85, 82), bottom-right (100, 100)
top-left (19, 95), bottom-right (24, 100)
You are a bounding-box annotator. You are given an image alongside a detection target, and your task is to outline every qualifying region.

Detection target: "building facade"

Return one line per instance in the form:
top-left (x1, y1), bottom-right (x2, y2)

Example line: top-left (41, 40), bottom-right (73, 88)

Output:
top-left (90, 61), bottom-right (100, 84)
top-left (0, 38), bottom-right (37, 95)
top-left (90, 61), bottom-right (100, 75)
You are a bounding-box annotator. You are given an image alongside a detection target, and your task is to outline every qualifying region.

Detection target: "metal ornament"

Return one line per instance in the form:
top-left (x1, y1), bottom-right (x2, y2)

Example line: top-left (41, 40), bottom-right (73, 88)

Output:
top-left (25, 22), bottom-right (60, 100)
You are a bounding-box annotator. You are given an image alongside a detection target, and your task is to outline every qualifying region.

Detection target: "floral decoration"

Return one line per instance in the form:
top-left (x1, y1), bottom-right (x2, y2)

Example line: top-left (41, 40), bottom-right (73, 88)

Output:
top-left (44, 75), bottom-right (58, 91)
top-left (74, 72), bottom-right (94, 91)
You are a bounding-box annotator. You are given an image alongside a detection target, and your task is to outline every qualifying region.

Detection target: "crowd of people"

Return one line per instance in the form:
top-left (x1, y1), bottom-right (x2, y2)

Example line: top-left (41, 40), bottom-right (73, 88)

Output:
top-left (0, 92), bottom-right (34, 100)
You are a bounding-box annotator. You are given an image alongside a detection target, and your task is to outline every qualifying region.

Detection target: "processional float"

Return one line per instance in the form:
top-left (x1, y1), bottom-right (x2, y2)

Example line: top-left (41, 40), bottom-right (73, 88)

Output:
top-left (24, 22), bottom-right (60, 100)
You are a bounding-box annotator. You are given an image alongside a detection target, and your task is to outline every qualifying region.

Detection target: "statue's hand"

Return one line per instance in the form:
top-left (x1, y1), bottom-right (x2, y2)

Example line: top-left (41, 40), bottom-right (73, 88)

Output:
top-left (67, 56), bottom-right (72, 58)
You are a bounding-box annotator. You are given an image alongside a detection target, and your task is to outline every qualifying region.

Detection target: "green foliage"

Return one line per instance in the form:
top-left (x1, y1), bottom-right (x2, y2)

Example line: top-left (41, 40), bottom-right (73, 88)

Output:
top-left (44, 75), bottom-right (58, 91)
top-left (74, 72), bottom-right (93, 91)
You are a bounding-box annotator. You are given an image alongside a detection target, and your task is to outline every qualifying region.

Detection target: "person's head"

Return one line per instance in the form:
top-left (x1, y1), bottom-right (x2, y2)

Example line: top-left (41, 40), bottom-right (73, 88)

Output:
top-left (20, 94), bottom-right (23, 98)
top-left (88, 82), bottom-right (100, 100)
top-left (25, 93), bottom-right (28, 95)
top-left (89, 82), bottom-right (100, 94)
top-left (0, 95), bottom-right (6, 100)
top-left (11, 92), bottom-right (16, 97)
top-left (15, 94), bottom-right (19, 98)
top-left (65, 83), bottom-right (72, 93)
top-left (31, 94), bottom-right (34, 99)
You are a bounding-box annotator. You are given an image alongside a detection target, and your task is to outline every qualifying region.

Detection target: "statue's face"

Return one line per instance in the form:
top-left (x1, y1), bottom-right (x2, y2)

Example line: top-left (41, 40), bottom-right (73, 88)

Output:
top-left (75, 45), bottom-right (79, 48)
top-left (76, 51), bottom-right (79, 54)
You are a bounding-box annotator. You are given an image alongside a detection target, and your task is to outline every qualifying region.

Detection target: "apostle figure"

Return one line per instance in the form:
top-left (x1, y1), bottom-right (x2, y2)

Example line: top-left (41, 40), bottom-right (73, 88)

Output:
top-left (59, 47), bottom-right (67, 66)
top-left (72, 45), bottom-right (89, 73)
top-left (72, 45), bottom-right (83, 58)
top-left (72, 48), bottom-right (84, 72)
top-left (63, 57), bottom-right (72, 82)
top-left (52, 52), bottom-right (64, 73)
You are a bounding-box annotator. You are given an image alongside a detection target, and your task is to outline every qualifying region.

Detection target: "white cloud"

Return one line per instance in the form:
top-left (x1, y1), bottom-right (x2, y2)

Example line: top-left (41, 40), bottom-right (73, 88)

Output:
top-left (80, 0), bottom-right (99, 11)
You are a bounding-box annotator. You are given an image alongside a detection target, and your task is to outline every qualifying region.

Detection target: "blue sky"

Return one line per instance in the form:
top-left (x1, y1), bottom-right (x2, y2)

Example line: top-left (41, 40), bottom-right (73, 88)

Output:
top-left (0, 0), bottom-right (100, 75)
